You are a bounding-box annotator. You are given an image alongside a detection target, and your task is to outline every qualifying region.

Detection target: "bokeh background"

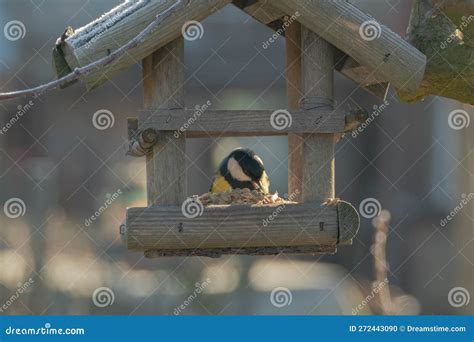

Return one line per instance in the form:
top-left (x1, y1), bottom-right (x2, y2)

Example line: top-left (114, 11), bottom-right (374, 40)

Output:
top-left (0, 0), bottom-right (472, 315)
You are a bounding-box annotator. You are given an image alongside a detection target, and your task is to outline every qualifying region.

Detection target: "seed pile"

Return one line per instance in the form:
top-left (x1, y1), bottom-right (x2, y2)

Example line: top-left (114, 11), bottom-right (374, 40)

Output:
top-left (197, 188), bottom-right (295, 205)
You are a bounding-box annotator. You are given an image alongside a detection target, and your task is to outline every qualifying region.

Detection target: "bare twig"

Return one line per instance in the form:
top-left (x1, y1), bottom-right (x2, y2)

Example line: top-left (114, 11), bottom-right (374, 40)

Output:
top-left (372, 209), bottom-right (394, 314)
top-left (0, 0), bottom-right (188, 101)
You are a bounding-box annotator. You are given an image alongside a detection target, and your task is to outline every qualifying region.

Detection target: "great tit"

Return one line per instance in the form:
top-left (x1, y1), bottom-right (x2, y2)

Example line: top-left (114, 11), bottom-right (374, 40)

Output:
top-left (210, 148), bottom-right (270, 194)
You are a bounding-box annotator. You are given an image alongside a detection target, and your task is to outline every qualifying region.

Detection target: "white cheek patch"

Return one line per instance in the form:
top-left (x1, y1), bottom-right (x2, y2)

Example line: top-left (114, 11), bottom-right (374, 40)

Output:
top-left (227, 157), bottom-right (252, 182)
top-left (260, 171), bottom-right (270, 193)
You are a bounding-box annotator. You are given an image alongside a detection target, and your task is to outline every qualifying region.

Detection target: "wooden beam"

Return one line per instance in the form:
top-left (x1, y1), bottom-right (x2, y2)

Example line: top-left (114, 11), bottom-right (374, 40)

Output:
top-left (286, 21), bottom-right (303, 203)
top-left (126, 118), bottom-right (159, 157)
top-left (333, 51), bottom-right (391, 100)
top-left (55, 0), bottom-right (231, 90)
top-left (139, 108), bottom-right (366, 134)
top-left (144, 246), bottom-right (336, 258)
top-left (125, 201), bottom-right (359, 252)
top-left (235, 0), bottom-right (392, 100)
top-left (143, 38), bottom-right (186, 206)
top-left (301, 30), bottom-right (336, 203)
top-left (272, 0), bottom-right (427, 93)
top-left (234, 0), bottom-right (285, 24)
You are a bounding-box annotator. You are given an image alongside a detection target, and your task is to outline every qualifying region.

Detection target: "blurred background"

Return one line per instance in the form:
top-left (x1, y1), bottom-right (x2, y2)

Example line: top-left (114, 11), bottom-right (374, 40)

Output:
top-left (0, 0), bottom-right (472, 315)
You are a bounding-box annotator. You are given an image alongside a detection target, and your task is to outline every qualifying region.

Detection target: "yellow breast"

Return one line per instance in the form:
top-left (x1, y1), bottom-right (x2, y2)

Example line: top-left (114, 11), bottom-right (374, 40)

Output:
top-left (211, 175), bottom-right (232, 193)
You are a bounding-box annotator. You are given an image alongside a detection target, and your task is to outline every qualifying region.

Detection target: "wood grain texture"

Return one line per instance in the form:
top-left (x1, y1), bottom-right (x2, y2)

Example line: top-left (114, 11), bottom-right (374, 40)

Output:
top-left (272, 0), bottom-right (427, 93)
top-left (144, 245), bottom-right (336, 258)
top-left (334, 52), bottom-right (391, 100)
top-left (286, 21), bottom-right (303, 203)
top-left (58, 0), bottom-right (231, 89)
top-left (144, 38), bottom-right (186, 206)
top-left (128, 202), bottom-right (342, 251)
top-left (337, 201), bottom-right (360, 245)
top-left (139, 108), bottom-right (356, 134)
top-left (236, 0), bottom-right (285, 24)
top-left (301, 29), bottom-right (336, 203)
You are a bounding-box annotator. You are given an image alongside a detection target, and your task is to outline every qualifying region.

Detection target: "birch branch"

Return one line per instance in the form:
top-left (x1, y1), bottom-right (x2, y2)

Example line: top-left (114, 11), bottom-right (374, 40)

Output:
top-left (0, 0), bottom-right (187, 101)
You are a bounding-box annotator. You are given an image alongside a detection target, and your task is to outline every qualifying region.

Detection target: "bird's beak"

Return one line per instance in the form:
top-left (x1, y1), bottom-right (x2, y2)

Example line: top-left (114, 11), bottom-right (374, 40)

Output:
top-left (252, 181), bottom-right (262, 191)
top-left (254, 180), bottom-right (268, 194)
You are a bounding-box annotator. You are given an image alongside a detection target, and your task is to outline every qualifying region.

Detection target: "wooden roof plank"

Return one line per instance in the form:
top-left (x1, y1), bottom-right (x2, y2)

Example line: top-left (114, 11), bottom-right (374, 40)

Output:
top-left (271, 0), bottom-right (426, 93)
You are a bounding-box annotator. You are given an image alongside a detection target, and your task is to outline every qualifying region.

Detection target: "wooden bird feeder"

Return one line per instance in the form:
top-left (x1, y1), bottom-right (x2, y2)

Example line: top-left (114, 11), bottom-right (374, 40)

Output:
top-left (50, 0), bottom-right (433, 258)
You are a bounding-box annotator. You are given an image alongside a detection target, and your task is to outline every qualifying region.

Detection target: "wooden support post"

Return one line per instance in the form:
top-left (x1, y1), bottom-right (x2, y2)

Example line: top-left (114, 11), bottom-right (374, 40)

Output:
top-left (301, 28), bottom-right (335, 203)
top-left (143, 38), bottom-right (186, 206)
top-left (286, 21), bottom-right (303, 202)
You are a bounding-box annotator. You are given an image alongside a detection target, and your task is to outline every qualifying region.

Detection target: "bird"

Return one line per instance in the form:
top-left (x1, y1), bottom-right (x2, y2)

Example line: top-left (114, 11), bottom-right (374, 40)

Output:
top-left (210, 148), bottom-right (270, 194)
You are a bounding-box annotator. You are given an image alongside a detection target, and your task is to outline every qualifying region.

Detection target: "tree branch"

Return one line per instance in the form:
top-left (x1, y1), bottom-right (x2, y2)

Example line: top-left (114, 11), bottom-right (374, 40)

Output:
top-left (0, 0), bottom-right (188, 101)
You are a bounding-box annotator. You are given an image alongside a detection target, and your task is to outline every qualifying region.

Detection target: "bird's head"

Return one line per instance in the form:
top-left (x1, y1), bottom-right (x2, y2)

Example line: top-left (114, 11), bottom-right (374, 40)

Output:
top-left (220, 148), bottom-right (270, 193)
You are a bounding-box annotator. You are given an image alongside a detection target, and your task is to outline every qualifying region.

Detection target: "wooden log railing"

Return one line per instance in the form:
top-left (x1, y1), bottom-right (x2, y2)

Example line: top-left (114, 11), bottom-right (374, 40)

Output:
top-left (122, 201), bottom-right (359, 257)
